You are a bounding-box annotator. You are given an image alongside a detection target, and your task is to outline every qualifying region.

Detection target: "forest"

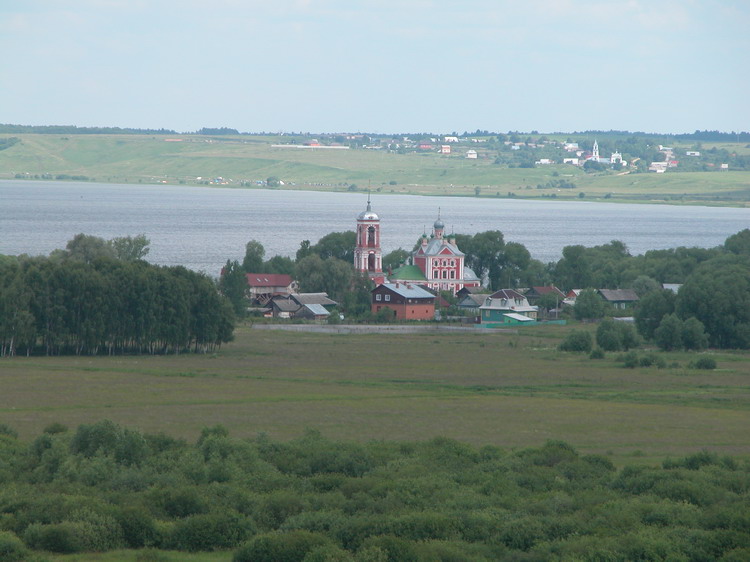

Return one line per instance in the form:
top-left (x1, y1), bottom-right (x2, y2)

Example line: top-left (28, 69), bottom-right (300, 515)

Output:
top-left (0, 235), bottom-right (235, 357)
top-left (0, 421), bottom-right (748, 560)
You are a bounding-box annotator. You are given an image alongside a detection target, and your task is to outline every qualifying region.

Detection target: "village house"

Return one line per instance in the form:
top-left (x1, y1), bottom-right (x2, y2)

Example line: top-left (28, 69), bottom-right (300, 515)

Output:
top-left (478, 289), bottom-right (538, 325)
top-left (245, 273), bottom-right (298, 305)
top-left (267, 292), bottom-right (338, 320)
top-left (524, 286), bottom-right (565, 306)
top-left (597, 289), bottom-right (639, 309)
top-left (371, 283), bottom-right (436, 320)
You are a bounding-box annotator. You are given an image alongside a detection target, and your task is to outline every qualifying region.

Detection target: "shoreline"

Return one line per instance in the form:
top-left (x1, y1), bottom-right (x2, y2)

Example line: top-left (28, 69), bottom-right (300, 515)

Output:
top-left (4, 176), bottom-right (749, 209)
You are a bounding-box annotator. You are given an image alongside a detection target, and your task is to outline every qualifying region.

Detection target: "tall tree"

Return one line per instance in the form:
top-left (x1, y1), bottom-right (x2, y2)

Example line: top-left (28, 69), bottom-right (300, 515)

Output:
top-left (219, 260), bottom-right (247, 317)
top-left (110, 234), bottom-right (150, 261)
top-left (242, 240), bottom-right (266, 273)
top-left (65, 234), bottom-right (116, 263)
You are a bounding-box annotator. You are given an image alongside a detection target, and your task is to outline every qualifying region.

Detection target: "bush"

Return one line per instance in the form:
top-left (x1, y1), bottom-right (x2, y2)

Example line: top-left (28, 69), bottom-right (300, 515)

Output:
top-left (622, 351), bottom-right (639, 369)
top-left (24, 522), bottom-right (83, 553)
top-left (233, 530), bottom-right (333, 562)
top-left (0, 424), bottom-right (18, 439)
top-left (589, 348), bottom-right (605, 359)
top-left (170, 511), bottom-right (255, 551)
top-left (70, 420), bottom-right (148, 466)
top-left (689, 356), bottom-right (717, 370)
top-left (43, 422), bottom-right (68, 434)
top-left (116, 505), bottom-right (160, 548)
top-left (558, 330), bottom-right (592, 352)
top-left (0, 531), bottom-right (28, 562)
top-left (596, 318), bottom-right (623, 351)
top-left (358, 535), bottom-right (419, 562)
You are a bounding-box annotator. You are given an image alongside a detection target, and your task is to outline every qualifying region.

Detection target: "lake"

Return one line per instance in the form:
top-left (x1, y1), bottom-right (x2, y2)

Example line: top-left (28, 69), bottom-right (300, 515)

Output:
top-left (2, 180), bottom-right (748, 274)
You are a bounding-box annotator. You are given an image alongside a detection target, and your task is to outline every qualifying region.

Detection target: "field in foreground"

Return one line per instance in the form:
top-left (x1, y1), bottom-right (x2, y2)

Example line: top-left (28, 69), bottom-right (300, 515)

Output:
top-left (2, 324), bottom-right (749, 467)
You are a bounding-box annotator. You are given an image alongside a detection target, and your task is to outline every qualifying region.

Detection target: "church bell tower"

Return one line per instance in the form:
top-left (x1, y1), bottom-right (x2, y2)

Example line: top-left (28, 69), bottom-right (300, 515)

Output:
top-left (354, 194), bottom-right (385, 284)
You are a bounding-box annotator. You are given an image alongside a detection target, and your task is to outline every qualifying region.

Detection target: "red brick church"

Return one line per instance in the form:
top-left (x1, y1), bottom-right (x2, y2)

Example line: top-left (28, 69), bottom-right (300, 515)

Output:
top-left (354, 198), bottom-right (481, 295)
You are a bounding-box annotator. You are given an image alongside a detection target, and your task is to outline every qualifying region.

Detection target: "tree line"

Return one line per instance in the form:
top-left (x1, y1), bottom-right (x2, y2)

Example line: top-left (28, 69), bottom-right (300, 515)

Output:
top-left (0, 124), bottom-right (177, 135)
top-left (0, 235), bottom-right (234, 357)
top-left (0, 421), bottom-right (747, 560)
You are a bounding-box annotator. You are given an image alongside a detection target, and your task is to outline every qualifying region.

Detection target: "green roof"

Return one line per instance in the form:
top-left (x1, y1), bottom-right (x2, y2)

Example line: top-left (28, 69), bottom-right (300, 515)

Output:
top-left (389, 264), bottom-right (427, 281)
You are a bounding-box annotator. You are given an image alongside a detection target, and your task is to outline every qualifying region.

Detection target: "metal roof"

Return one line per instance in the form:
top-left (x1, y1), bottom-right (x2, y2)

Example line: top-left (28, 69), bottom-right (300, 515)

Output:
top-left (302, 303), bottom-right (330, 316)
top-left (291, 293), bottom-right (337, 306)
top-left (389, 264), bottom-right (427, 281)
top-left (378, 283), bottom-right (435, 299)
top-left (503, 313), bottom-right (535, 322)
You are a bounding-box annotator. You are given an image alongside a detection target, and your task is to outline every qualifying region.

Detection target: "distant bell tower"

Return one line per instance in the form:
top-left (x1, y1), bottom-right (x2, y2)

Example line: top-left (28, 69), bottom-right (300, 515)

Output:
top-left (592, 140), bottom-right (600, 161)
top-left (354, 194), bottom-right (385, 284)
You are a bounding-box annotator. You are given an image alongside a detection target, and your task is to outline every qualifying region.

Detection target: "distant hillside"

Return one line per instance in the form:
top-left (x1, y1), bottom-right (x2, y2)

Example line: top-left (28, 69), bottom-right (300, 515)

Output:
top-left (1, 132), bottom-right (749, 205)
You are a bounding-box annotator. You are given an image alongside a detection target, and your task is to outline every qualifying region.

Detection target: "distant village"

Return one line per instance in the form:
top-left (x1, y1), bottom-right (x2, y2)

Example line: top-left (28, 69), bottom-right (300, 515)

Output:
top-left (238, 198), bottom-right (659, 326)
top-left (268, 134), bottom-right (735, 174)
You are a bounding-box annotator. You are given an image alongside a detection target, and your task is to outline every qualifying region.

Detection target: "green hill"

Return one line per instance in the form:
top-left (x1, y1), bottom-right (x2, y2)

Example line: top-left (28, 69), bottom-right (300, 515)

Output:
top-left (1, 133), bottom-right (749, 205)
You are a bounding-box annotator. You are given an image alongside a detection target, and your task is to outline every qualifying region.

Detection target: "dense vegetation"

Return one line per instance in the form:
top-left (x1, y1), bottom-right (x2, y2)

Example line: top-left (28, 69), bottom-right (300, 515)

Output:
top-left (0, 235), bottom-right (234, 357)
top-left (219, 228), bottom-right (750, 349)
top-left (0, 421), bottom-right (748, 560)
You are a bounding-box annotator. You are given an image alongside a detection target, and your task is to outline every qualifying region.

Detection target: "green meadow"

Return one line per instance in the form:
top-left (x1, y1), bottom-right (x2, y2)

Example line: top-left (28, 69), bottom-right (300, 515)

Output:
top-left (2, 324), bottom-right (748, 467)
top-left (2, 133), bottom-right (750, 204)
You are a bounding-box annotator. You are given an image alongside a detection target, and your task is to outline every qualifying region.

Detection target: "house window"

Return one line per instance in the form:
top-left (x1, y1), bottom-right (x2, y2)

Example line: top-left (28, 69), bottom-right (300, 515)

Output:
top-left (376, 294), bottom-right (382, 301)
top-left (385, 294), bottom-right (390, 301)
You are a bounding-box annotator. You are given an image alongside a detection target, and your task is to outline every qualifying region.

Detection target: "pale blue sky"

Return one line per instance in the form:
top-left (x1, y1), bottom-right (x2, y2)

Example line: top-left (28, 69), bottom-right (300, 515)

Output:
top-left (1, 1), bottom-right (748, 134)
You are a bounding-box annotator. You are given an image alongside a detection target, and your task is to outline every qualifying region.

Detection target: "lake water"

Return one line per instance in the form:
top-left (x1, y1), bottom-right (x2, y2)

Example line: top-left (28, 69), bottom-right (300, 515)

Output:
top-left (2, 180), bottom-right (748, 274)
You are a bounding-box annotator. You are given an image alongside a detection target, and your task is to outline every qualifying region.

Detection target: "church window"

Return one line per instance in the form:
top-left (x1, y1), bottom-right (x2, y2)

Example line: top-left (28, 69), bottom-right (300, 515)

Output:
top-left (450, 270), bottom-right (455, 279)
top-left (367, 226), bottom-right (376, 246)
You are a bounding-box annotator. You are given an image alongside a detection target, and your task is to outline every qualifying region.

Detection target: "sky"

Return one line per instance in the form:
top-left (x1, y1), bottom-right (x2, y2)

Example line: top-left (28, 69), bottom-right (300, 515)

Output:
top-left (1, 0), bottom-right (748, 135)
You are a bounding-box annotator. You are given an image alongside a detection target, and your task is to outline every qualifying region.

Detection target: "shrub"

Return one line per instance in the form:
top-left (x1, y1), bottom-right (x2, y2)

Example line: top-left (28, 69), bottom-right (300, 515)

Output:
top-left (0, 424), bottom-right (18, 439)
top-left (558, 330), bottom-right (592, 352)
top-left (302, 543), bottom-right (353, 561)
top-left (233, 530), bottom-right (333, 562)
top-left (639, 354), bottom-right (658, 367)
top-left (622, 351), bottom-right (639, 369)
top-left (170, 511), bottom-right (255, 551)
top-left (256, 491), bottom-right (306, 529)
top-left (358, 535), bottom-right (419, 562)
top-left (116, 505), bottom-right (160, 548)
top-left (0, 531), bottom-right (28, 562)
top-left (690, 356), bottom-right (717, 370)
top-left (70, 420), bottom-right (147, 466)
top-left (43, 422), bottom-right (68, 434)
top-left (596, 318), bottom-right (623, 351)
top-left (589, 347), bottom-right (605, 359)
top-left (23, 522), bottom-right (83, 553)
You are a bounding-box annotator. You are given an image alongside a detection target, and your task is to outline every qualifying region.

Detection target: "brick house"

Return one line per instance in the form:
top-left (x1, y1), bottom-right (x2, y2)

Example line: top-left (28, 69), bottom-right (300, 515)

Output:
top-left (371, 283), bottom-right (435, 320)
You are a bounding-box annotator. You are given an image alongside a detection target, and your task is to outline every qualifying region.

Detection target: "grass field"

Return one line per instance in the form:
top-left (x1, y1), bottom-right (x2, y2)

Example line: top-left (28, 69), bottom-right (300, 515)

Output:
top-left (2, 133), bottom-right (750, 205)
top-left (2, 324), bottom-right (748, 468)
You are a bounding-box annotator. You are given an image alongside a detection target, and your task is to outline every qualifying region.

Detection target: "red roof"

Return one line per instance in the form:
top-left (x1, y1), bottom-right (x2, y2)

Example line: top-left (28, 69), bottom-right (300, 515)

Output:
top-left (245, 273), bottom-right (293, 288)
